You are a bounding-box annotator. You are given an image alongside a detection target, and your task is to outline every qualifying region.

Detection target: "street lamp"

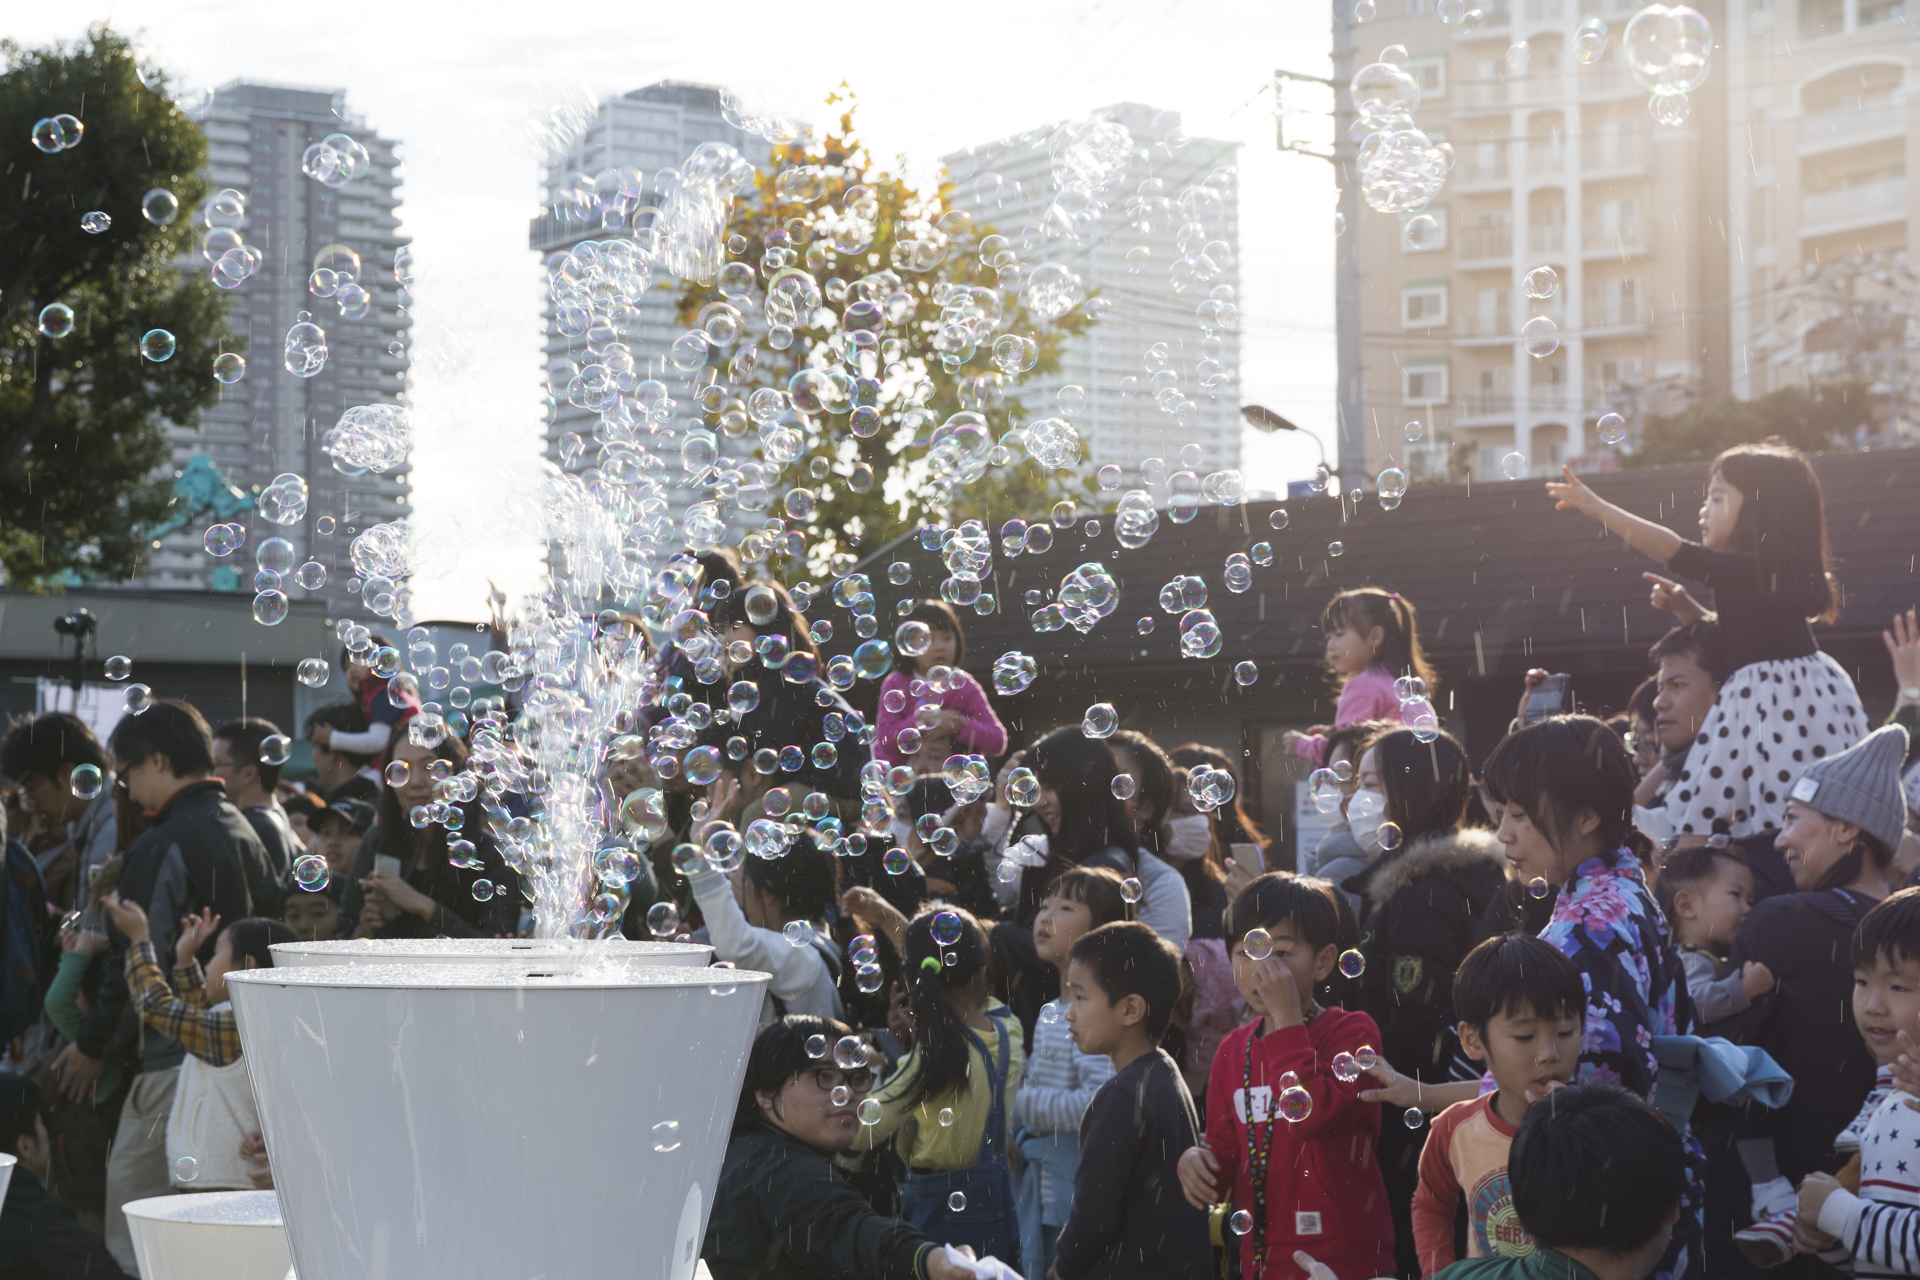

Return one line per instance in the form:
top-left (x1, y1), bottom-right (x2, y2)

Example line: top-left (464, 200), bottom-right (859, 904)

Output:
top-left (1240, 404), bottom-right (1328, 468)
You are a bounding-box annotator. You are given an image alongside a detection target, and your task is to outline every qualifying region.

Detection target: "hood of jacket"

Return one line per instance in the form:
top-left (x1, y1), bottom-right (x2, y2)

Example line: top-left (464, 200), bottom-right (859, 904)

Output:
top-left (1364, 827), bottom-right (1508, 902)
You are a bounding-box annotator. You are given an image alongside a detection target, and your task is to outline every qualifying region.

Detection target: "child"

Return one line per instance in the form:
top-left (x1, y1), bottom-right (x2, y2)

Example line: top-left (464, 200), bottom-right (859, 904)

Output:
top-left (1055, 921), bottom-right (1210, 1280)
top-left (1015, 867), bottom-right (1132, 1274)
top-left (309, 637), bottom-right (421, 769)
top-left (1549, 442), bottom-right (1868, 841)
top-left (99, 894), bottom-right (296, 1192)
top-left (1287, 588), bottom-right (1433, 768)
top-left (1653, 843), bottom-right (1775, 1031)
top-left (283, 880), bottom-right (342, 942)
top-left (1782, 887), bottom-right (1920, 1275)
top-left (1412, 934), bottom-right (1585, 1274)
top-left (874, 599), bottom-right (1008, 772)
top-left (859, 907), bottom-right (1023, 1263)
top-left (1433, 1081), bottom-right (1689, 1280)
top-left (1177, 873), bottom-right (1393, 1280)
top-left (309, 797), bottom-right (373, 885)
top-left (690, 776), bottom-right (844, 1030)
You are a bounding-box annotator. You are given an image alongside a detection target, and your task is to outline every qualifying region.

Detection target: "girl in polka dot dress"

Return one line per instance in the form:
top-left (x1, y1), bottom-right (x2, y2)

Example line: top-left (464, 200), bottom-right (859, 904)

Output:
top-left (1548, 442), bottom-right (1866, 843)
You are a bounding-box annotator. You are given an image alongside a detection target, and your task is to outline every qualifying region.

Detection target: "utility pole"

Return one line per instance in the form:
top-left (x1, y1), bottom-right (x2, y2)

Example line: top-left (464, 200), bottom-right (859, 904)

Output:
top-left (1276, 9), bottom-right (1363, 492)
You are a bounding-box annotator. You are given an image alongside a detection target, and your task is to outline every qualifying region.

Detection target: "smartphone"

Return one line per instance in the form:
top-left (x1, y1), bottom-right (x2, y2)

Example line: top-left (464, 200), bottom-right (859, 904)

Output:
top-left (374, 854), bottom-right (403, 921)
top-left (1230, 842), bottom-right (1265, 881)
top-left (1524, 673), bottom-right (1573, 725)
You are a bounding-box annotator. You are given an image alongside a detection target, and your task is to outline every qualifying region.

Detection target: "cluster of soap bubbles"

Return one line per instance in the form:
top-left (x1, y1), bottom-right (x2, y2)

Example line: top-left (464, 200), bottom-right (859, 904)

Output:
top-left (323, 403), bottom-right (412, 474)
top-left (1187, 765), bottom-right (1236, 812)
top-left (1625, 4), bottom-right (1713, 124)
top-left (31, 115), bottom-right (83, 153)
top-left (1350, 57), bottom-right (1452, 215)
top-left (301, 132), bottom-right (372, 187)
top-left (257, 473), bottom-right (309, 525)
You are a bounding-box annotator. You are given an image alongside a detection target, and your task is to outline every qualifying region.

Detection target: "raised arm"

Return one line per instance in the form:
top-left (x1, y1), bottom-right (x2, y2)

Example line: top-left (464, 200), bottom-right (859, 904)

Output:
top-left (1545, 467), bottom-right (1683, 566)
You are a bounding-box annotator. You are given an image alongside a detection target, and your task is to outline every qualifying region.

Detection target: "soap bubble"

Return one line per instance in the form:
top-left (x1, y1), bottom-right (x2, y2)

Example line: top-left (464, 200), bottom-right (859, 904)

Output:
top-left (1500, 452), bottom-right (1529, 481)
top-left (172, 1156), bottom-right (198, 1183)
top-left (1403, 214), bottom-right (1441, 250)
top-left (931, 910), bottom-right (964, 946)
top-left (783, 919), bottom-right (814, 948)
top-left (1328, 542), bottom-right (1345, 557)
top-left (1650, 92), bottom-right (1691, 125)
top-left (258, 735), bottom-right (292, 766)
top-left (1377, 821), bottom-right (1404, 850)
top-left (1576, 16), bottom-right (1611, 62)
top-left (297, 658), bottom-right (329, 688)
top-left (294, 561), bottom-right (326, 590)
top-left (647, 902), bottom-right (682, 937)
top-left (293, 854), bottom-right (328, 890)
top-left (1024, 263), bottom-right (1086, 320)
top-left (992, 651), bottom-right (1038, 695)
top-left (104, 655), bottom-right (132, 681)
top-left (471, 880), bottom-right (496, 903)
top-left (36, 304), bottom-right (74, 339)
top-left (834, 1035), bottom-right (866, 1069)
top-left (948, 1191), bottom-right (967, 1212)
top-left (141, 189), bottom-right (179, 226)
top-left (1005, 767), bottom-right (1039, 808)
top-left (1270, 509), bottom-right (1289, 531)
top-left (896, 621), bottom-right (932, 656)
top-left (939, 1107), bottom-right (956, 1127)
top-left (806, 1034), bottom-right (828, 1058)
top-left (651, 1120), bottom-right (682, 1153)
top-left (1528, 876), bottom-right (1551, 899)
top-left (80, 210), bottom-right (111, 234)
top-left (1522, 315), bottom-right (1559, 357)
top-left (1333, 1051), bottom-right (1361, 1082)
top-left (1230, 1210), bottom-right (1254, 1236)
top-left (204, 524), bottom-right (241, 556)
top-left (1235, 661), bottom-right (1259, 687)
top-left (1404, 420), bottom-right (1424, 443)
top-left (1625, 4), bottom-right (1713, 97)
top-left (1523, 266), bottom-right (1559, 299)
top-left (253, 591), bottom-right (289, 626)
top-left (858, 1098), bottom-right (882, 1125)
top-left (285, 320), bottom-right (329, 378)
top-left (1121, 877), bottom-right (1144, 904)
top-left (1081, 703), bottom-right (1119, 739)
top-left (140, 329), bottom-right (176, 361)
top-left (1405, 1107), bottom-right (1426, 1129)
top-left (1355, 1046), bottom-right (1379, 1071)
top-left (1598, 412), bottom-right (1628, 445)
top-left (1111, 774), bottom-right (1138, 800)
top-left (70, 765), bottom-right (103, 799)
top-left (1338, 949), bottom-right (1366, 979)
top-left (1242, 928), bottom-right (1273, 961)
top-left (213, 353), bottom-right (247, 383)
top-left (1278, 1085), bottom-right (1313, 1122)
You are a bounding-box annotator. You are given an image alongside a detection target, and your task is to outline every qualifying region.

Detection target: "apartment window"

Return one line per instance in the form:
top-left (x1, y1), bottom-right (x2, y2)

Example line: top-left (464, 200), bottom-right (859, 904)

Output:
top-left (1404, 363), bottom-right (1450, 405)
top-left (1594, 197), bottom-right (1640, 241)
top-left (1752, 186), bottom-right (1773, 241)
top-left (1411, 57), bottom-right (1448, 97)
top-left (1401, 207), bottom-right (1448, 251)
top-left (1475, 287), bottom-right (1511, 335)
top-left (1403, 285), bottom-right (1450, 327)
top-left (1596, 357), bottom-right (1643, 388)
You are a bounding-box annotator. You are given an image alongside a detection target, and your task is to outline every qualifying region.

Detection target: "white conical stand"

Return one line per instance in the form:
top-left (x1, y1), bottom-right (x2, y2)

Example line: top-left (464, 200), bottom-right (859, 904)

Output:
top-left (269, 937), bottom-right (712, 968)
top-left (228, 957), bottom-right (767, 1280)
top-left (121, 1190), bottom-right (290, 1280)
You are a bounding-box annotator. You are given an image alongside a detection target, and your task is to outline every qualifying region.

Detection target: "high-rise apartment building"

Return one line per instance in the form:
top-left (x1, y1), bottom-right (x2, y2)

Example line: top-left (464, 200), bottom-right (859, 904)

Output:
top-left (1725, 0), bottom-right (1919, 408)
top-left (1346, 0), bottom-right (1728, 484)
top-left (530, 82), bottom-right (761, 490)
top-left (143, 82), bottom-right (410, 607)
top-left (945, 106), bottom-right (1243, 487)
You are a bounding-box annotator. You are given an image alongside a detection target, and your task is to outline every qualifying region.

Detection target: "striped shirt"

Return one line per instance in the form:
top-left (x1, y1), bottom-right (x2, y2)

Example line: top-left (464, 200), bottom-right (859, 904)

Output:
top-left (1013, 1002), bottom-right (1113, 1225)
top-left (1817, 1090), bottom-right (1920, 1277)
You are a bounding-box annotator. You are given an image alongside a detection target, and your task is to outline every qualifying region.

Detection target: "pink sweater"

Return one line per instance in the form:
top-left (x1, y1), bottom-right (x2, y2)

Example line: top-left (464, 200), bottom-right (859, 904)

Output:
top-left (874, 666), bottom-right (1009, 768)
top-left (1291, 665), bottom-right (1404, 766)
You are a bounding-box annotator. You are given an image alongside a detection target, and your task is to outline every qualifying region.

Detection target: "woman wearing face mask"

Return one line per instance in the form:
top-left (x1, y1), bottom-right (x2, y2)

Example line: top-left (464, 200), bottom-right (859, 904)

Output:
top-left (1346, 726), bottom-right (1508, 1280)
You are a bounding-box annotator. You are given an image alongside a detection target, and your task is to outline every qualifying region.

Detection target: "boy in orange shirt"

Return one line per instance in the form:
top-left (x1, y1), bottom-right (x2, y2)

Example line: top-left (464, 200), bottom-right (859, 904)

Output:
top-left (1412, 934), bottom-right (1585, 1274)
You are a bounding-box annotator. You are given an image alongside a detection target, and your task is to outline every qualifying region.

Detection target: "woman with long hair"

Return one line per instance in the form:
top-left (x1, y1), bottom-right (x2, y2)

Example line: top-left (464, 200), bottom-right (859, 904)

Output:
top-left (338, 733), bottom-right (519, 939)
top-left (986, 727), bottom-right (1190, 949)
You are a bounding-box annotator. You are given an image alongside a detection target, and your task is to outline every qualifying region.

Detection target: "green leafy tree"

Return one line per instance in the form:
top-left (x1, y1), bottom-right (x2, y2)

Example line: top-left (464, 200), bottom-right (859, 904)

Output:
top-left (676, 88), bottom-right (1096, 577)
top-left (1621, 382), bottom-right (1877, 468)
top-left (0, 26), bottom-right (229, 587)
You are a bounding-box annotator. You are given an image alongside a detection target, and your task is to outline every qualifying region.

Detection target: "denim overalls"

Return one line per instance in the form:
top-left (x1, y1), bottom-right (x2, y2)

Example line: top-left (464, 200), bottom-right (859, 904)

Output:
top-left (899, 1006), bottom-right (1020, 1266)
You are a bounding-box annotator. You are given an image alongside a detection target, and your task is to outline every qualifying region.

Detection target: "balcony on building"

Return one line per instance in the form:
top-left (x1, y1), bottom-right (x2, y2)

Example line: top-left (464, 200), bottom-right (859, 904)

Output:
top-left (1584, 219), bottom-right (1648, 258)
top-left (1800, 173), bottom-right (1907, 236)
top-left (1582, 294), bottom-right (1646, 333)
top-left (1581, 128), bottom-right (1648, 176)
top-left (1458, 221), bottom-right (1515, 265)
top-left (1800, 97), bottom-right (1904, 155)
top-left (1457, 143), bottom-right (1512, 191)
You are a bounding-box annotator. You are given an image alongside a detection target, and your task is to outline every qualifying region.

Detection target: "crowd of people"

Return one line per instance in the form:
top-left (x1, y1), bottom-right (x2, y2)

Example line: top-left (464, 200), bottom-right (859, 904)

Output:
top-left (0, 440), bottom-right (1916, 1280)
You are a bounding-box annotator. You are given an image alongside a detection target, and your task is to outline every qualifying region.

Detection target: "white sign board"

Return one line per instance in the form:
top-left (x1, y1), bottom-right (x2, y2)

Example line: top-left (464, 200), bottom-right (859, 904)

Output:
top-left (36, 679), bottom-right (127, 750)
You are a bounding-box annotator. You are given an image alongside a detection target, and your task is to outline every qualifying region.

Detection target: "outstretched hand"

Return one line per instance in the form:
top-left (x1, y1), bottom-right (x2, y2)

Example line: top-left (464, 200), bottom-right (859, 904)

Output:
top-left (1544, 466), bottom-right (1606, 519)
top-left (1886, 608), bottom-right (1920, 699)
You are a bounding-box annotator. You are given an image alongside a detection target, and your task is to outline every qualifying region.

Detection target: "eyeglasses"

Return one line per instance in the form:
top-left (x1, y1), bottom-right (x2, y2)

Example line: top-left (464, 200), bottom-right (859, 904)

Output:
top-left (798, 1067), bottom-right (875, 1095)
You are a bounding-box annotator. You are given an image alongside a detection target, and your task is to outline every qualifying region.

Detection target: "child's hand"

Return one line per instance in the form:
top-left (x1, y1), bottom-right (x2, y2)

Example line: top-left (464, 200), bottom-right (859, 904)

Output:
top-left (1793, 1172), bottom-right (1843, 1251)
top-left (1245, 956), bottom-right (1304, 1028)
top-left (100, 893), bottom-right (149, 945)
top-left (175, 907), bottom-right (220, 968)
top-left (1357, 1060), bottom-right (1424, 1109)
top-left (1292, 1253), bottom-right (1340, 1280)
top-left (1545, 466), bottom-right (1607, 519)
top-left (1281, 729), bottom-right (1302, 753)
top-left (1892, 1030), bottom-right (1920, 1097)
top-left (1176, 1143), bottom-right (1221, 1209)
top-left (1522, 1078), bottom-right (1567, 1106)
top-left (1740, 961), bottom-right (1775, 998)
top-left (1887, 608), bottom-right (1920, 701)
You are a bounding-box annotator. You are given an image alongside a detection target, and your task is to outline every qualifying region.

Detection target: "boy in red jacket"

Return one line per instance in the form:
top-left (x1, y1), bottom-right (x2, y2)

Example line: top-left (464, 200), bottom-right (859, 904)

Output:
top-left (1178, 873), bottom-right (1393, 1279)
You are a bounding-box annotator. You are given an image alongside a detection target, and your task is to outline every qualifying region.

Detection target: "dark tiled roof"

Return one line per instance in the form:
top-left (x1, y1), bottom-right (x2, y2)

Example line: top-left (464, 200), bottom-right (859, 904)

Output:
top-left (843, 448), bottom-right (1920, 693)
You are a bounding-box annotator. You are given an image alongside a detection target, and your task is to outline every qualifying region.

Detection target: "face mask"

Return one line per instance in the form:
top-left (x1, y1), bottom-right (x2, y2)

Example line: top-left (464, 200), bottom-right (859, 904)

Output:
top-left (1164, 814), bottom-right (1214, 862)
top-left (1347, 788), bottom-right (1387, 828)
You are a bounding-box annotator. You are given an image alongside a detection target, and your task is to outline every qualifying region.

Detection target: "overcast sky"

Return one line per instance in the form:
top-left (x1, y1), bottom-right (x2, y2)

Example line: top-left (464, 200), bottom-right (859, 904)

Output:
top-left (16, 0), bottom-right (1341, 620)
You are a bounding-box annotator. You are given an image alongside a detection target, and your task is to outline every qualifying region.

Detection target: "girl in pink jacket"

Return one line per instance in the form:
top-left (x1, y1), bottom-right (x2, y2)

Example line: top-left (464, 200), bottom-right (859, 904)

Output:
top-left (1287, 588), bottom-right (1436, 767)
top-left (875, 600), bottom-right (1008, 771)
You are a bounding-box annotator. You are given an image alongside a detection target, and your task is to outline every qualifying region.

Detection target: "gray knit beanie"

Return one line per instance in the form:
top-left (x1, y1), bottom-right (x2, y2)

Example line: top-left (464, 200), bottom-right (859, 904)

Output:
top-left (1788, 724), bottom-right (1912, 853)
